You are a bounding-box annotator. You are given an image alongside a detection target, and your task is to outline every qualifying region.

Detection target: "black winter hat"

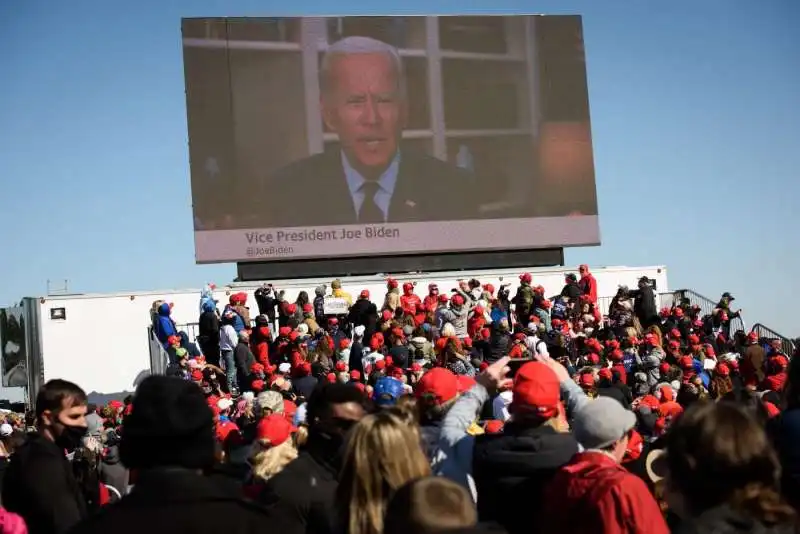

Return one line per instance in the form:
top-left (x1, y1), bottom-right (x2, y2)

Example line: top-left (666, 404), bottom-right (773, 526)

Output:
top-left (120, 375), bottom-right (215, 470)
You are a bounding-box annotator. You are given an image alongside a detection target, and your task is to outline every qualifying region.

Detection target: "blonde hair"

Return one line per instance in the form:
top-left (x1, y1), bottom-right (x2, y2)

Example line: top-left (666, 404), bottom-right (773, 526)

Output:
top-left (337, 410), bottom-right (431, 534)
top-left (249, 439), bottom-right (298, 482)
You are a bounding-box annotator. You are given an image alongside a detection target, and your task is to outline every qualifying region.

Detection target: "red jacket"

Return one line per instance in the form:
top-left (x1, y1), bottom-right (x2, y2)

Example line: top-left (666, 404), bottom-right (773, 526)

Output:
top-left (580, 273), bottom-right (598, 304)
top-left (400, 293), bottom-right (422, 316)
top-left (541, 451), bottom-right (668, 534)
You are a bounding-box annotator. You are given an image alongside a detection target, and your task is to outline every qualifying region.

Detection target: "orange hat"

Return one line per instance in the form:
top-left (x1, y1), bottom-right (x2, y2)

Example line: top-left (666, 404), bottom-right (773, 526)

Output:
top-left (510, 362), bottom-right (560, 418)
top-left (416, 368), bottom-right (459, 405)
top-left (256, 414), bottom-right (295, 446)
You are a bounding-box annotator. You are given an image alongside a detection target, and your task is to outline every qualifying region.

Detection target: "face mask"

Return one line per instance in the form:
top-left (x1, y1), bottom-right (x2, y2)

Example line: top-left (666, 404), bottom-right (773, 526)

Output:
top-left (55, 423), bottom-right (89, 452)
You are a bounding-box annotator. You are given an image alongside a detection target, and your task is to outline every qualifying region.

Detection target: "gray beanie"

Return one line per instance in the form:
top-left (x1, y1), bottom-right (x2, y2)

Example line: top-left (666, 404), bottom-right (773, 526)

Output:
top-left (572, 396), bottom-right (636, 450)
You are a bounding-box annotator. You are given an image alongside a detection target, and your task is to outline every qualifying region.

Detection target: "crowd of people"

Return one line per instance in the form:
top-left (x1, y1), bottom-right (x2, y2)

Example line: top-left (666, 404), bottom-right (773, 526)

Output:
top-left (1, 265), bottom-right (799, 534)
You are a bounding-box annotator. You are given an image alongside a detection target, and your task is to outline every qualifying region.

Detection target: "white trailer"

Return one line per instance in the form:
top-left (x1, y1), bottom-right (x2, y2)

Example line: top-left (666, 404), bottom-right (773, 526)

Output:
top-left (0, 265), bottom-right (668, 404)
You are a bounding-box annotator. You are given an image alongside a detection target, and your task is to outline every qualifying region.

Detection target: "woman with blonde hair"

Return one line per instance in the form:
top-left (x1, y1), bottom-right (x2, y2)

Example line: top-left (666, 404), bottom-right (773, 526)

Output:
top-left (336, 409), bottom-right (431, 534)
top-left (247, 414), bottom-right (298, 484)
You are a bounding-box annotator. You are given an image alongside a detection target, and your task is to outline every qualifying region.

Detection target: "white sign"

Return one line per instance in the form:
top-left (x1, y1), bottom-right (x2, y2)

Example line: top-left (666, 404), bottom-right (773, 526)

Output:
top-left (323, 297), bottom-right (349, 315)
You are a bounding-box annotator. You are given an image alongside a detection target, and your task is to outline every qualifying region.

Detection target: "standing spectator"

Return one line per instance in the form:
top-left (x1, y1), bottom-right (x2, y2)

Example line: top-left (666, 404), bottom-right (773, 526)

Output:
top-left (98, 431), bottom-right (127, 500)
top-left (629, 276), bottom-right (657, 330)
top-left (70, 376), bottom-right (281, 534)
top-left (313, 285), bottom-right (327, 326)
top-left (742, 331), bottom-right (766, 389)
top-left (663, 402), bottom-right (795, 533)
top-left (219, 312), bottom-right (238, 393)
top-left (254, 284), bottom-right (279, 327)
top-left (197, 299), bottom-right (221, 368)
top-left (2, 379), bottom-right (89, 534)
top-left (234, 332), bottom-right (256, 393)
top-left (578, 264), bottom-right (598, 304)
top-left (84, 404), bottom-right (103, 438)
top-left (541, 396), bottom-right (668, 533)
top-left (153, 302), bottom-right (177, 349)
top-left (336, 410), bottom-right (431, 534)
top-left (257, 384), bottom-right (367, 534)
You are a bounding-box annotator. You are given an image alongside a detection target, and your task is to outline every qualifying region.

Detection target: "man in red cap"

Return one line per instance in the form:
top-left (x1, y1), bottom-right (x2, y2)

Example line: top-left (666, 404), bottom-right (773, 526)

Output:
top-left (436, 356), bottom-right (589, 533)
top-left (415, 368), bottom-right (462, 468)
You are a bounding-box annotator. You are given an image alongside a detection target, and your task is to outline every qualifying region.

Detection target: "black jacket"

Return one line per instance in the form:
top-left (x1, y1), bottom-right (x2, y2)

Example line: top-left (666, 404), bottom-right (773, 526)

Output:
top-left (2, 433), bottom-right (88, 534)
top-left (488, 329), bottom-right (510, 364)
top-left (256, 440), bottom-right (339, 534)
top-left (259, 148), bottom-right (481, 227)
top-left (69, 468), bottom-right (284, 534)
top-left (472, 424), bottom-right (579, 534)
top-left (596, 385), bottom-right (631, 410)
top-left (234, 341), bottom-right (256, 386)
top-left (254, 288), bottom-right (278, 323)
top-left (631, 285), bottom-right (657, 324)
top-left (348, 298), bottom-right (378, 332)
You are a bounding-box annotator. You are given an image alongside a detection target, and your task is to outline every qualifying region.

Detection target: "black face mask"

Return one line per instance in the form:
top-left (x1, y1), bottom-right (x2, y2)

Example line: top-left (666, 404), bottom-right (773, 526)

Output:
top-left (55, 423), bottom-right (88, 452)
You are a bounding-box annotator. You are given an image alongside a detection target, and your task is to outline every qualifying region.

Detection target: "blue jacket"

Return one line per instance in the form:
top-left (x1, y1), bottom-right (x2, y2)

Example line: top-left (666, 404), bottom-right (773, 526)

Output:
top-left (223, 305), bottom-right (246, 334)
top-left (154, 303), bottom-right (177, 347)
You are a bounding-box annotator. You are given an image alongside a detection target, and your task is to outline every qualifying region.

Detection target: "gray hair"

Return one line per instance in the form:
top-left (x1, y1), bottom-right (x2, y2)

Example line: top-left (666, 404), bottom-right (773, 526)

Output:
top-left (319, 36), bottom-right (406, 101)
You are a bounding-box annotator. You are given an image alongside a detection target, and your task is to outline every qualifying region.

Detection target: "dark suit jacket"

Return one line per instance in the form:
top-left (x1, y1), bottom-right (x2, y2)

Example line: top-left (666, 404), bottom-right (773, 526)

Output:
top-left (258, 148), bottom-right (480, 228)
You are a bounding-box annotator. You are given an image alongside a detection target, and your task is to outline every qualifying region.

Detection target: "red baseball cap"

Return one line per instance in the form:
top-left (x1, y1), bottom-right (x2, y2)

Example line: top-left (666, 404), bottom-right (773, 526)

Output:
top-left (457, 375), bottom-right (477, 393)
top-left (416, 368), bottom-right (459, 405)
top-left (510, 362), bottom-right (560, 418)
top-left (256, 414), bottom-right (295, 447)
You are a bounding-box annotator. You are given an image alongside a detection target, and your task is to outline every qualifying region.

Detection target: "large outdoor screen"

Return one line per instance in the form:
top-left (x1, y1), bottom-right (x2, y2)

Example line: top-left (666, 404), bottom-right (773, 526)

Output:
top-left (182, 15), bottom-right (599, 263)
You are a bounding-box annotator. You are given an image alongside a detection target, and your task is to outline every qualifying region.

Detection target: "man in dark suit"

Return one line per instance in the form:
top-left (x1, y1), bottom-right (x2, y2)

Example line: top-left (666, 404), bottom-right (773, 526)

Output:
top-left (263, 36), bottom-right (480, 228)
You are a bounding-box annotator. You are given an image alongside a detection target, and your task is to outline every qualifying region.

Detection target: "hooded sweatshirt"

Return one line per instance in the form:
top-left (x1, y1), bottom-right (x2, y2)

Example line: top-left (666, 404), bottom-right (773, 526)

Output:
top-left (154, 303), bottom-right (177, 348)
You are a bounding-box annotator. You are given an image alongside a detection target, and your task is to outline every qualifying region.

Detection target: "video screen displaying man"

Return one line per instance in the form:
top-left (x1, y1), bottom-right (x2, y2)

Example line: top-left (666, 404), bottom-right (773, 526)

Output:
top-left (264, 36), bottom-right (480, 228)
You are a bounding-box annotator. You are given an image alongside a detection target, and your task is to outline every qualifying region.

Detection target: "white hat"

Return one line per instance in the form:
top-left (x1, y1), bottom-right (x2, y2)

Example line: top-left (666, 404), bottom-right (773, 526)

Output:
top-left (278, 362), bottom-right (292, 374)
top-left (0, 423), bottom-right (12, 437)
top-left (217, 398), bottom-right (234, 411)
top-left (241, 391), bottom-right (255, 402)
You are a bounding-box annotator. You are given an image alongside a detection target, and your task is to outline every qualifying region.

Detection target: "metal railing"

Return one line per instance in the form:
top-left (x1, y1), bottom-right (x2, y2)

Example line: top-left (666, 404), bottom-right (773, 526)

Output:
top-left (751, 323), bottom-right (797, 356)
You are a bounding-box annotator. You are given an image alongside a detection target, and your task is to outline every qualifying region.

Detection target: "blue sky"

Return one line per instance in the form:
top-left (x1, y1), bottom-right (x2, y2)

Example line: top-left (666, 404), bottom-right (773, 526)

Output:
top-left (1, 0), bottom-right (798, 337)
